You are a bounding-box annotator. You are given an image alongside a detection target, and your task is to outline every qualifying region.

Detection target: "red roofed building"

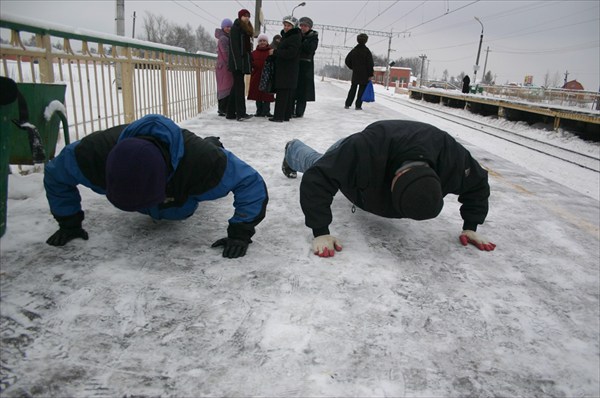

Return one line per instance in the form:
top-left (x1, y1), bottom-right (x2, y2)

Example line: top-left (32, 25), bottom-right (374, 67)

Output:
top-left (562, 79), bottom-right (584, 90)
top-left (373, 66), bottom-right (412, 88)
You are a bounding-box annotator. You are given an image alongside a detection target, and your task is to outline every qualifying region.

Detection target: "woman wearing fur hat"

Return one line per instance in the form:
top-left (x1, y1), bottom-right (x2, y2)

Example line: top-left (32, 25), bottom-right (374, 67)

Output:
top-left (226, 9), bottom-right (254, 121)
top-left (248, 34), bottom-right (275, 117)
top-left (215, 18), bottom-right (233, 116)
top-left (281, 120), bottom-right (496, 257)
top-left (268, 16), bottom-right (301, 122)
top-left (294, 16), bottom-right (319, 118)
top-left (344, 33), bottom-right (374, 110)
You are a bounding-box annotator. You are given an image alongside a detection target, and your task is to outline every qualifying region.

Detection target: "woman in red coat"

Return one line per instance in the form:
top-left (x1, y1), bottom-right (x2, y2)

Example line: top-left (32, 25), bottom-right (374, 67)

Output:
top-left (248, 34), bottom-right (275, 117)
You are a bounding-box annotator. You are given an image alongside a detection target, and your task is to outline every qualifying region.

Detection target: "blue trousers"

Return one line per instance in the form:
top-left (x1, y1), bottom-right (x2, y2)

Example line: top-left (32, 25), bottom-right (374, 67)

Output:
top-left (285, 138), bottom-right (346, 173)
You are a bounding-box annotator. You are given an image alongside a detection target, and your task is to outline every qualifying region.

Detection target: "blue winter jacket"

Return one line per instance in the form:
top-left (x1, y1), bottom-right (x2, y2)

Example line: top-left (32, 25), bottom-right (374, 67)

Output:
top-left (44, 114), bottom-right (268, 241)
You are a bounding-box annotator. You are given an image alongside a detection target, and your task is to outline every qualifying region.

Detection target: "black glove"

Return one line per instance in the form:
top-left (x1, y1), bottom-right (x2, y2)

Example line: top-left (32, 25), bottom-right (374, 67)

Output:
top-left (46, 211), bottom-right (89, 246)
top-left (211, 237), bottom-right (249, 258)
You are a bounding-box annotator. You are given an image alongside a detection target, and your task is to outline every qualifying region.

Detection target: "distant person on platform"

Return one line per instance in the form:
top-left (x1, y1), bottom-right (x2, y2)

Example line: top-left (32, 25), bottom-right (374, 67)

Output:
top-left (344, 33), bottom-right (374, 111)
top-left (462, 75), bottom-right (471, 94)
top-left (281, 119), bottom-right (496, 257)
top-left (293, 16), bottom-right (319, 118)
top-left (227, 9), bottom-right (254, 121)
top-left (215, 18), bottom-right (233, 116)
top-left (268, 15), bottom-right (301, 122)
top-left (44, 114), bottom-right (268, 259)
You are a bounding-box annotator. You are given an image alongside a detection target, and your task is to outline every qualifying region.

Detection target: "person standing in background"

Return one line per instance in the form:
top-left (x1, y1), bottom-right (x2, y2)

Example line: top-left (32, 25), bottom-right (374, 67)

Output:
top-left (270, 34), bottom-right (282, 50)
top-left (294, 16), bottom-right (319, 118)
top-left (248, 34), bottom-right (275, 117)
top-left (227, 9), bottom-right (254, 121)
top-left (215, 18), bottom-right (233, 116)
top-left (462, 75), bottom-right (471, 94)
top-left (268, 16), bottom-right (301, 123)
top-left (344, 33), bottom-right (374, 111)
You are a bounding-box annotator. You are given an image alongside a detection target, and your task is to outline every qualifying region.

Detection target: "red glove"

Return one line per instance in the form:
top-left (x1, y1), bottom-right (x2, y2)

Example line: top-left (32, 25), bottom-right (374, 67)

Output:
top-left (312, 235), bottom-right (343, 257)
top-left (459, 230), bottom-right (496, 251)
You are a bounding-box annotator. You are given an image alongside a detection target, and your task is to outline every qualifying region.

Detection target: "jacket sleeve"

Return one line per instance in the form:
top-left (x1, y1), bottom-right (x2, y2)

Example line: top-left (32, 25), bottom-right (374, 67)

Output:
top-left (299, 142), bottom-right (356, 237)
top-left (44, 142), bottom-right (102, 218)
top-left (457, 157), bottom-right (490, 232)
top-left (194, 149), bottom-right (268, 242)
top-left (274, 33), bottom-right (301, 60)
top-left (345, 50), bottom-right (353, 69)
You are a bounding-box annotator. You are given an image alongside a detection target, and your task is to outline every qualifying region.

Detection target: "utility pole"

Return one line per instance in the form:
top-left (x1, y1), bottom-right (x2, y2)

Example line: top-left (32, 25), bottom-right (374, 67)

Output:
top-left (115, 0), bottom-right (124, 89)
top-left (132, 11), bottom-right (136, 38)
top-left (254, 0), bottom-right (262, 38)
top-left (384, 31), bottom-right (392, 89)
top-left (481, 46), bottom-right (490, 84)
top-left (563, 70), bottom-right (569, 86)
top-left (419, 54), bottom-right (427, 87)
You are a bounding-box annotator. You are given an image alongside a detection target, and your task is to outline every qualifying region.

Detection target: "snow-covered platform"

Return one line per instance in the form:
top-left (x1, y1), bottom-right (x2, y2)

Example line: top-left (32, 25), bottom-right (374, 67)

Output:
top-left (1, 78), bottom-right (598, 397)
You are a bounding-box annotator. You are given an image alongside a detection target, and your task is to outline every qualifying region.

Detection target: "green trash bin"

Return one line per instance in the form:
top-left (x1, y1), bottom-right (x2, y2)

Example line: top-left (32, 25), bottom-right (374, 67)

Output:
top-left (7, 82), bottom-right (67, 164)
top-left (0, 77), bottom-right (19, 237)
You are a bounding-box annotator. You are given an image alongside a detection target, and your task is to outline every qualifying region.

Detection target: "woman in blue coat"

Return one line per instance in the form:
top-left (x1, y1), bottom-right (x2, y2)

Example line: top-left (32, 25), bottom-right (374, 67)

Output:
top-left (44, 114), bottom-right (268, 258)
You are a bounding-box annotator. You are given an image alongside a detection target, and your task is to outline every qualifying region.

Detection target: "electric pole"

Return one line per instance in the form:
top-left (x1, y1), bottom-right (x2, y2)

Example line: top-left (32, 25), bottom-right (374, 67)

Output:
top-left (419, 54), bottom-right (427, 87)
top-left (115, 0), bottom-right (124, 89)
top-left (254, 0), bottom-right (262, 38)
top-left (482, 46), bottom-right (490, 84)
top-left (132, 11), bottom-right (136, 38)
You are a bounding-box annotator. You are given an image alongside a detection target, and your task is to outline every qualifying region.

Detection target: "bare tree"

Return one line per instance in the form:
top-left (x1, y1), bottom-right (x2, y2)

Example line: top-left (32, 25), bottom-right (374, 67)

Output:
top-left (143, 12), bottom-right (171, 44)
top-left (195, 25), bottom-right (217, 53)
top-left (483, 70), bottom-right (493, 84)
top-left (442, 69), bottom-right (449, 82)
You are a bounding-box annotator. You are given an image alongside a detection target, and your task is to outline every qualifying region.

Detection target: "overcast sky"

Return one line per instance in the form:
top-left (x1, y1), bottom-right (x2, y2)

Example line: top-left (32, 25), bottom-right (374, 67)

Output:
top-left (1, 0), bottom-right (599, 89)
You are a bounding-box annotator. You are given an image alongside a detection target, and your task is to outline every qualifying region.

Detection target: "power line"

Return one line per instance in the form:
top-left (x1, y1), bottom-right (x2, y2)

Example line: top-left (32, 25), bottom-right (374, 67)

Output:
top-left (361, 1), bottom-right (400, 29)
top-left (347, 1), bottom-right (370, 28)
top-left (170, 0), bottom-right (215, 26)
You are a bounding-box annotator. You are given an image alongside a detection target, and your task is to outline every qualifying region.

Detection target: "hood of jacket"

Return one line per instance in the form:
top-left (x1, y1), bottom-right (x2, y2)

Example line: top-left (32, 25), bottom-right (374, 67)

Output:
top-left (118, 114), bottom-right (184, 176)
top-left (215, 28), bottom-right (228, 40)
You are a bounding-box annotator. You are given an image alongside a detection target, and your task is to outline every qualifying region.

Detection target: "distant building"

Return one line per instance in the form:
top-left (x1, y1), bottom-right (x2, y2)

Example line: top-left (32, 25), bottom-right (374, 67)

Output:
top-left (373, 66), bottom-right (412, 88)
top-left (562, 79), bottom-right (584, 90)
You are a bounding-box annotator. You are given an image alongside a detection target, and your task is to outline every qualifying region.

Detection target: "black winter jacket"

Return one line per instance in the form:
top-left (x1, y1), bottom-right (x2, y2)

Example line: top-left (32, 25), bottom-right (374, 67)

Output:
top-left (273, 27), bottom-right (302, 89)
top-left (296, 29), bottom-right (319, 101)
top-left (345, 44), bottom-right (374, 84)
top-left (299, 120), bottom-right (490, 237)
top-left (228, 18), bottom-right (252, 74)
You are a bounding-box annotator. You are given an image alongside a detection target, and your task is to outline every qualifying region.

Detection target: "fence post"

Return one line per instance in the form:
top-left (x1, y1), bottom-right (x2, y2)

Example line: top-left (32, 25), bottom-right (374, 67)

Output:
top-left (161, 53), bottom-right (169, 117)
top-left (120, 46), bottom-right (135, 123)
top-left (36, 33), bottom-right (55, 83)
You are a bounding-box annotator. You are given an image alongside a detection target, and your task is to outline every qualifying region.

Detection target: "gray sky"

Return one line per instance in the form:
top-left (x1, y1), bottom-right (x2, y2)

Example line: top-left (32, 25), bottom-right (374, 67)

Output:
top-left (2, 0), bottom-right (599, 89)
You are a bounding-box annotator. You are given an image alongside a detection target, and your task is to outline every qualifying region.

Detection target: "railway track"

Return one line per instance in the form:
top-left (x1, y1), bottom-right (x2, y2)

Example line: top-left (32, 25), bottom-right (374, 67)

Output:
top-left (380, 95), bottom-right (600, 172)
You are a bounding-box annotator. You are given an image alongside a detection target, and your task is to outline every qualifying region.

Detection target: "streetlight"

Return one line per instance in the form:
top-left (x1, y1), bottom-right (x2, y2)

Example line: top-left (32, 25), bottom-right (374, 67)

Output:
top-left (292, 2), bottom-right (306, 17)
top-left (473, 16), bottom-right (484, 86)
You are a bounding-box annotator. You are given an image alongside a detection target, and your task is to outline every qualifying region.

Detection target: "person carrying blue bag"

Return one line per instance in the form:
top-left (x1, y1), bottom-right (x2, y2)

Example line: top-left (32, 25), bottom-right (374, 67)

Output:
top-left (43, 114), bottom-right (268, 258)
top-left (344, 33), bottom-right (374, 110)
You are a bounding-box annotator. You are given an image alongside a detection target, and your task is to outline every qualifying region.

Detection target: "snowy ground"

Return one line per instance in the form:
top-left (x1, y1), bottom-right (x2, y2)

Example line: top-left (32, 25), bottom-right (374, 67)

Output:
top-left (1, 78), bottom-right (599, 397)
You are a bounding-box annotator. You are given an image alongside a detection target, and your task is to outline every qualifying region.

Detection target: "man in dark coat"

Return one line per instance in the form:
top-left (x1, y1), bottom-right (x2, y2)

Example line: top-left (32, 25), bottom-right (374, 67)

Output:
top-left (281, 120), bottom-right (496, 257)
top-left (462, 75), bottom-right (471, 93)
top-left (294, 16), bottom-right (319, 118)
top-left (344, 33), bottom-right (374, 110)
top-left (226, 9), bottom-right (254, 121)
top-left (44, 114), bottom-right (268, 258)
top-left (268, 15), bottom-right (301, 122)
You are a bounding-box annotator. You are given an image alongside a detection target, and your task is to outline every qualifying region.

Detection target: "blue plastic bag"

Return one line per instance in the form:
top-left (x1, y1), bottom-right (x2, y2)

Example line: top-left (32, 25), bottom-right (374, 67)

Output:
top-left (361, 80), bottom-right (375, 102)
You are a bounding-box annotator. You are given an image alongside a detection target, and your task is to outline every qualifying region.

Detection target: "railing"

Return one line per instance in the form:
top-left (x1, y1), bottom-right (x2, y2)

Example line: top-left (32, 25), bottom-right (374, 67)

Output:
top-left (0, 13), bottom-right (217, 141)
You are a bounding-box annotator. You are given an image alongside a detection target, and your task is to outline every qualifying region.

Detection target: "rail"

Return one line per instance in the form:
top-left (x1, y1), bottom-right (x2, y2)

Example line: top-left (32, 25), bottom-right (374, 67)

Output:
top-left (0, 14), bottom-right (217, 141)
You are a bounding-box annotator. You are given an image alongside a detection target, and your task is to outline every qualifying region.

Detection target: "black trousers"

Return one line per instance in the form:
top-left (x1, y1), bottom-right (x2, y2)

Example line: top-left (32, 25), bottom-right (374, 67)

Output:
top-left (273, 88), bottom-right (295, 121)
top-left (226, 71), bottom-right (247, 118)
top-left (218, 96), bottom-right (229, 114)
top-left (255, 101), bottom-right (272, 116)
top-left (294, 99), bottom-right (307, 117)
top-left (345, 82), bottom-right (367, 108)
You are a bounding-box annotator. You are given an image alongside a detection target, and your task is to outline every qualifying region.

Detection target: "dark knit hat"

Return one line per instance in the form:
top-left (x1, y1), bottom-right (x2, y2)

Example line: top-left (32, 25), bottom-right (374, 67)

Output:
top-left (392, 166), bottom-right (443, 220)
top-left (238, 9), bottom-right (251, 19)
top-left (357, 33), bottom-right (368, 44)
top-left (106, 137), bottom-right (167, 211)
top-left (298, 17), bottom-right (313, 29)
